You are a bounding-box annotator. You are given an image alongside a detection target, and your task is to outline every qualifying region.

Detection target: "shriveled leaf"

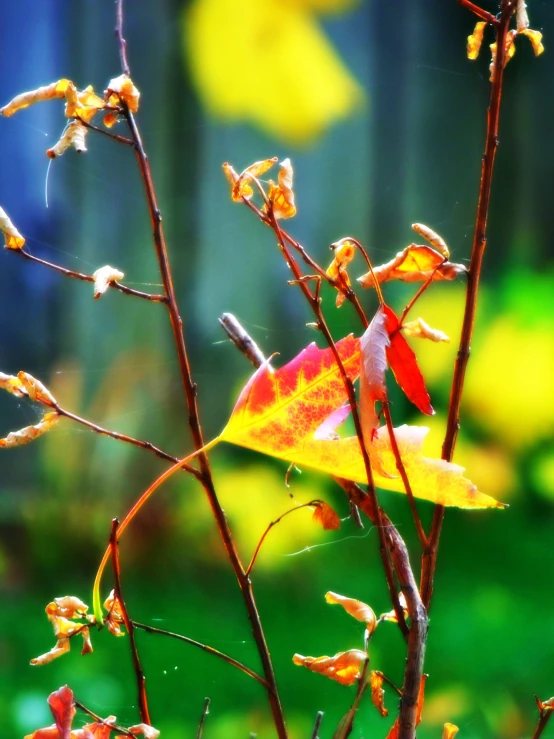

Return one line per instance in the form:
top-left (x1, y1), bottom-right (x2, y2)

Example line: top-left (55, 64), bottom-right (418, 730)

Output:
top-left (53, 595), bottom-right (89, 618)
top-left (443, 723), bottom-right (460, 739)
top-left (325, 591), bottom-right (376, 633)
top-left (0, 371), bottom-right (26, 397)
top-left (412, 223), bottom-right (449, 258)
top-left (312, 501), bottom-right (341, 530)
top-left (47, 121), bottom-right (88, 158)
top-left (225, 157), bottom-right (278, 201)
top-left (221, 337), bottom-right (503, 508)
top-left (383, 305), bottom-right (434, 416)
top-left (1, 79), bottom-right (73, 117)
top-left (104, 589), bottom-right (126, 637)
top-left (92, 265), bottom-right (125, 299)
top-left (123, 724), bottom-right (161, 739)
top-left (489, 31), bottom-right (517, 81)
top-left (369, 671), bottom-right (388, 717)
top-left (105, 74), bottom-right (140, 113)
top-left (402, 318), bottom-right (450, 343)
top-left (0, 206), bottom-right (25, 249)
top-left (0, 412), bottom-right (60, 448)
top-left (65, 84), bottom-right (105, 123)
top-left (519, 28), bottom-right (545, 56)
top-left (380, 592), bottom-right (408, 623)
top-left (48, 685), bottom-right (75, 739)
top-left (467, 21), bottom-right (487, 60)
top-left (358, 245), bottom-right (465, 288)
top-left (359, 306), bottom-right (389, 439)
top-left (537, 697), bottom-right (554, 711)
top-left (18, 371), bottom-right (57, 406)
top-left (31, 597), bottom-right (93, 665)
top-left (80, 717), bottom-right (117, 739)
top-left (293, 649), bottom-right (366, 686)
top-left (31, 638), bottom-right (70, 666)
top-left (327, 238), bottom-right (356, 307)
top-left (269, 157), bottom-right (296, 219)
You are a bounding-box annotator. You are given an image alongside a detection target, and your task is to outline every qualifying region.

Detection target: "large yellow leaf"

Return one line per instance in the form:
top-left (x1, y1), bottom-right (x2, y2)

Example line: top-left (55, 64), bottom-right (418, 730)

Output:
top-left (220, 337), bottom-right (503, 509)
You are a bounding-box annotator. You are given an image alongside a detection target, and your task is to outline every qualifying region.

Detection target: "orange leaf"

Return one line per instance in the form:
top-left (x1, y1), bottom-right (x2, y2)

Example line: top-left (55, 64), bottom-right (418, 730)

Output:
top-left (224, 157), bottom-right (278, 201)
top-left (467, 21), bottom-right (487, 60)
top-left (358, 245), bottom-right (464, 288)
top-left (312, 501), bottom-right (341, 530)
top-left (268, 158), bottom-right (296, 219)
top-left (385, 718), bottom-right (399, 739)
top-left (1, 79), bottom-right (73, 117)
top-left (519, 28), bottom-right (545, 56)
top-left (369, 671), bottom-right (388, 717)
top-left (293, 649), bottom-right (367, 686)
top-left (48, 686), bottom-right (75, 739)
top-left (105, 74), bottom-right (140, 113)
top-left (412, 223), bottom-right (449, 258)
top-left (359, 305), bottom-right (389, 438)
top-left (385, 676), bottom-right (426, 738)
top-left (402, 318), bottom-right (450, 343)
top-left (383, 305), bottom-right (434, 416)
top-left (325, 591), bottom-right (376, 633)
top-left (0, 206), bottom-right (25, 250)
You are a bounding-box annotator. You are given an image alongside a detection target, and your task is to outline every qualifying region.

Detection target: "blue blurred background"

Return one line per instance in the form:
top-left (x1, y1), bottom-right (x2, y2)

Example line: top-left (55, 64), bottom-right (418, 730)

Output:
top-left (1, 1), bottom-right (553, 737)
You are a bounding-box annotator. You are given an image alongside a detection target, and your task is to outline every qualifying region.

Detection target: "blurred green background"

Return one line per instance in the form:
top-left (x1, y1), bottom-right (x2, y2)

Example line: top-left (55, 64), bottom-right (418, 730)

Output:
top-left (1, 0), bottom-right (553, 737)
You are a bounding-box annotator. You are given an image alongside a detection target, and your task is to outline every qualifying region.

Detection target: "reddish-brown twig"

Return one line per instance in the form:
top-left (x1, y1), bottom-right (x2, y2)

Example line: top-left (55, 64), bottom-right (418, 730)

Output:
top-left (131, 621), bottom-right (267, 686)
top-left (109, 518), bottom-right (151, 726)
top-left (421, 0), bottom-right (516, 611)
top-left (531, 699), bottom-right (554, 739)
top-left (73, 698), bottom-right (134, 737)
top-left (14, 248), bottom-right (167, 302)
top-left (459, 0), bottom-right (498, 24)
top-left (114, 4), bottom-right (286, 735)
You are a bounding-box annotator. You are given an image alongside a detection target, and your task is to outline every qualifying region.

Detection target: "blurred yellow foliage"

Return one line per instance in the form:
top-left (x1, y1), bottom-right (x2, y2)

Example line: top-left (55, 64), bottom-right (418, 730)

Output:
top-left (183, 0), bottom-right (363, 144)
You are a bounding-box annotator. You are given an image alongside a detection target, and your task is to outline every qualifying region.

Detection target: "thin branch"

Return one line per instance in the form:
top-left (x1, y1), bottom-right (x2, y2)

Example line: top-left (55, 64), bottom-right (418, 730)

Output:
top-left (219, 313), bottom-right (267, 368)
top-left (54, 404), bottom-right (203, 481)
top-left (333, 658), bottom-right (371, 739)
top-left (14, 248), bottom-right (167, 302)
top-left (80, 117), bottom-right (135, 146)
top-left (532, 700), bottom-right (554, 739)
top-left (114, 5), bottom-right (286, 733)
top-left (458, 0), bottom-right (498, 24)
top-left (196, 697), bottom-right (211, 739)
top-left (73, 698), bottom-right (134, 737)
top-left (373, 670), bottom-right (403, 697)
top-left (115, 0), bottom-right (131, 76)
top-left (310, 711), bottom-right (324, 739)
top-left (132, 620), bottom-right (268, 687)
top-left (246, 501), bottom-right (322, 576)
top-left (109, 518), bottom-right (151, 726)
top-left (421, 0), bottom-right (516, 611)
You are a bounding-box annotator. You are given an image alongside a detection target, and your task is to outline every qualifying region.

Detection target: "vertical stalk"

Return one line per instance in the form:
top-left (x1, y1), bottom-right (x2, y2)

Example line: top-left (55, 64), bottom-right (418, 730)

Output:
top-left (421, 1), bottom-right (515, 609)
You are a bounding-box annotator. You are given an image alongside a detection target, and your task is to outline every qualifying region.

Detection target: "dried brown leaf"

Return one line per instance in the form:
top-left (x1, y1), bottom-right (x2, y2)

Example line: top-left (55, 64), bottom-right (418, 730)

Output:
top-left (18, 371), bottom-right (58, 405)
top-left (0, 372), bottom-right (26, 397)
top-left (519, 28), bottom-right (545, 56)
top-left (1, 79), bottom-right (73, 117)
top-left (226, 157), bottom-right (278, 201)
top-left (312, 501), bottom-right (341, 530)
top-left (467, 21), bottom-right (487, 60)
top-left (358, 245), bottom-right (465, 288)
top-left (369, 671), bottom-right (388, 717)
top-left (325, 591), bottom-right (377, 633)
top-left (269, 157), bottom-right (296, 219)
top-left (0, 206), bottom-right (25, 250)
top-left (0, 412), bottom-right (60, 448)
top-left (47, 121), bottom-right (88, 158)
top-left (104, 589), bottom-right (126, 637)
top-left (105, 74), bottom-right (140, 113)
top-left (412, 223), bottom-right (449, 258)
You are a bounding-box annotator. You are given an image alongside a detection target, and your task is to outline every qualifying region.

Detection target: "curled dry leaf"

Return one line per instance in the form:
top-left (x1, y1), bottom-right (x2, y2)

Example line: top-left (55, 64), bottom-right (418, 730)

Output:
top-left (0, 412), bottom-right (60, 449)
top-left (123, 724), bottom-right (161, 739)
top-left (268, 157), bottom-right (296, 219)
top-left (0, 206), bottom-right (25, 250)
top-left (18, 371), bottom-right (58, 405)
top-left (326, 238), bottom-right (356, 307)
top-left (402, 318), bottom-right (450, 343)
top-left (369, 671), bottom-right (388, 717)
top-left (104, 589), bottom-right (126, 637)
top-left (105, 74), bottom-right (140, 113)
top-left (65, 84), bottom-right (105, 123)
top-left (358, 245), bottom-right (465, 288)
top-left (325, 591), bottom-right (377, 633)
top-left (31, 597), bottom-right (93, 666)
top-left (92, 265), bottom-right (125, 299)
top-left (47, 121), bottom-right (88, 158)
top-left (0, 372), bottom-right (27, 397)
top-left (293, 649), bottom-right (367, 686)
top-left (312, 501), bottom-right (341, 530)
top-left (0, 79), bottom-right (73, 117)
top-left (537, 697), bottom-right (554, 712)
top-left (412, 223), bottom-right (449, 258)
top-left (224, 157), bottom-right (278, 202)
top-left (467, 21), bottom-right (487, 60)
top-left (443, 723), bottom-right (460, 739)
top-left (380, 592), bottom-right (408, 623)
top-left (519, 28), bottom-right (545, 56)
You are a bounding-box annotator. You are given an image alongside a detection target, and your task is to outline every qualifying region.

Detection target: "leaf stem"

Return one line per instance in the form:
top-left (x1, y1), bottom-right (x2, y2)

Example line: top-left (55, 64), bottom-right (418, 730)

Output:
top-left (109, 518), bottom-right (151, 725)
top-left (421, 0), bottom-right (516, 611)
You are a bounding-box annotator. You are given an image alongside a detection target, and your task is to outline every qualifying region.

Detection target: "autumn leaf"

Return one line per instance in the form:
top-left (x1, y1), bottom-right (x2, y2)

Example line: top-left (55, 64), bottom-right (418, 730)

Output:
top-left (359, 306), bottom-right (389, 438)
top-left (104, 590), bottom-right (126, 637)
top-left (358, 245), bottom-right (465, 288)
top-left (31, 597), bottom-right (94, 666)
top-left (312, 501), bottom-right (341, 530)
top-left (325, 591), bottom-right (377, 633)
top-left (412, 223), bottom-right (450, 258)
top-left (369, 671), bottom-right (388, 717)
top-left (48, 686), bottom-right (75, 739)
top-left (402, 318), bottom-right (450, 343)
top-left (268, 158), bottom-right (297, 219)
top-left (326, 238), bottom-right (356, 307)
top-left (0, 412), bottom-right (60, 449)
top-left (1, 79), bottom-right (73, 117)
top-left (467, 21), bottom-right (487, 60)
top-left (105, 74), bottom-right (140, 113)
top-left (0, 206), bottom-right (25, 249)
top-left (383, 305), bottom-right (434, 416)
top-left (293, 649), bottom-right (367, 685)
top-left (443, 723), bottom-right (460, 739)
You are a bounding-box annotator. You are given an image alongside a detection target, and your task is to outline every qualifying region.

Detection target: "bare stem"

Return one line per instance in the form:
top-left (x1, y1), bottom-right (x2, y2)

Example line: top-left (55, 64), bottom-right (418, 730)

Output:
top-left (421, 0), bottom-right (516, 611)
top-left (81, 118), bottom-right (134, 146)
top-left (196, 698), bottom-right (211, 739)
top-left (531, 702), bottom-right (554, 739)
top-left (310, 711), bottom-right (324, 739)
top-left (109, 518), bottom-right (151, 725)
top-left (73, 698), bottom-right (134, 737)
top-left (132, 621), bottom-right (267, 686)
top-left (114, 5), bottom-right (286, 735)
top-left (14, 249), bottom-right (167, 302)
top-left (458, 0), bottom-right (499, 24)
